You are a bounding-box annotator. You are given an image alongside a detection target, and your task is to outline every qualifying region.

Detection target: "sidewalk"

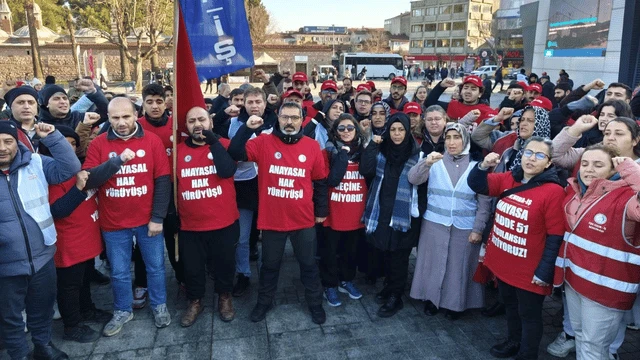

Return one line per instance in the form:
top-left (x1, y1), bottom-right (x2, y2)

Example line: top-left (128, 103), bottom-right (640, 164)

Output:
top-left (2, 242), bottom-right (639, 360)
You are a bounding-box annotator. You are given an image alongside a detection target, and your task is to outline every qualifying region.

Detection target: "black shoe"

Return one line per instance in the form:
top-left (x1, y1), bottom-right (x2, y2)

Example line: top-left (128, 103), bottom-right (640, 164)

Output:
top-left (63, 324), bottom-right (100, 343)
top-left (444, 309), bottom-right (462, 321)
top-left (489, 340), bottom-right (520, 358)
top-left (249, 247), bottom-right (259, 261)
top-left (309, 305), bottom-right (326, 325)
top-left (89, 268), bottom-right (111, 285)
top-left (232, 274), bottom-right (250, 297)
top-left (81, 307), bottom-right (112, 323)
top-left (33, 342), bottom-right (69, 360)
top-left (375, 288), bottom-right (391, 305)
top-left (482, 301), bottom-right (506, 317)
top-left (249, 303), bottom-right (272, 323)
top-left (377, 294), bottom-right (403, 318)
top-left (423, 300), bottom-right (438, 316)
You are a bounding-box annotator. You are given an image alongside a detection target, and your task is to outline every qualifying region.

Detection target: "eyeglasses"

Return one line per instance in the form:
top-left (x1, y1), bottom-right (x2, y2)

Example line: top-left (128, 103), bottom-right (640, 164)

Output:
top-left (321, 90), bottom-right (337, 95)
top-left (279, 115), bottom-right (302, 122)
top-left (337, 125), bottom-right (356, 132)
top-left (390, 85), bottom-right (405, 91)
top-left (425, 117), bottom-right (444, 122)
top-left (522, 149), bottom-right (549, 161)
top-left (356, 100), bottom-right (372, 105)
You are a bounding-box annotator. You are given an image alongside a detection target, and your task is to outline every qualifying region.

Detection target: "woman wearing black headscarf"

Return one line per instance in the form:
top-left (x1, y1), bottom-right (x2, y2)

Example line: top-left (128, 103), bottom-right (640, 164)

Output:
top-left (360, 113), bottom-right (421, 317)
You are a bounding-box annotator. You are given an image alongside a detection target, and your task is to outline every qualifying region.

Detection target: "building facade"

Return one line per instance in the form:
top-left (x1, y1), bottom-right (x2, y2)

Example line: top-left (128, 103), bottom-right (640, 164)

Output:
top-left (384, 12), bottom-right (411, 36)
top-left (527, 0), bottom-right (640, 88)
top-left (408, 0), bottom-right (499, 68)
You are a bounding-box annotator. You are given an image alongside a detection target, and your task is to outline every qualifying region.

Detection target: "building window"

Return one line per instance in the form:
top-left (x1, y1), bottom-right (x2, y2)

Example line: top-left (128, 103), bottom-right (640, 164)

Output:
top-left (452, 21), bottom-right (466, 30)
top-left (453, 4), bottom-right (465, 13)
top-left (424, 40), bottom-right (435, 48)
top-left (437, 39), bottom-right (450, 48)
top-left (451, 38), bottom-right (465, 47)
top-left (411, 25), bottom-right (423, 32)
top-left (412, 9), bottom-right (424, 17)
top-left (437, 22), bottom-right (451, 31)
top-left (482, 5), bottom-right (492, 14)
top-left (440, 6), bottom-right (452, 14)
top-left (425, 23), bottom-right (437, 32)
top-left (411, 40), bottom-right (423, 47)
top-left (470, 4), bottom-right (481, 13)
top-left (426, 7), bottom-right (437, 16)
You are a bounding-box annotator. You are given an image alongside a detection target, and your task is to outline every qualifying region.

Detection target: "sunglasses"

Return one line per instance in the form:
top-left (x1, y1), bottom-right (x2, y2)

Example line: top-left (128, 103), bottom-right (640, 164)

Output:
top-left (522, 149), bottom-right (549, 161)
top-left (337, 125), bottom-right (356, 132)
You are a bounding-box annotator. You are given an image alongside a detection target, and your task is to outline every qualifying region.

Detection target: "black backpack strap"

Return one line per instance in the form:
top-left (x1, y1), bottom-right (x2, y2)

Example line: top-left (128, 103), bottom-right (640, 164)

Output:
top-left (498, 182), bottom-right (541, 200)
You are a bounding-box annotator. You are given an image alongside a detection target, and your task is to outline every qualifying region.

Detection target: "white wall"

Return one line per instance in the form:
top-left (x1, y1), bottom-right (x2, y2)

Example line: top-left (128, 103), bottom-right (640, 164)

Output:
top-left (531, 0), bottom-right (625, 88)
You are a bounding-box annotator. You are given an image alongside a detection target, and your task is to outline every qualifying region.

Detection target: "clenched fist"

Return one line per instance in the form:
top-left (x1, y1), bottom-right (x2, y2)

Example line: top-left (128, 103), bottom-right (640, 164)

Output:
top-left (246, 115), bottom-right (264, 130)
top-left (481, 152), bottom-right (501, 169)
top-left (568, 114), bottom-right (598, 137)
top-left (120, 148), bottom-right (136, 163)
top-left (76, 78), bottom-right (96, 94)
top-left (75, 170), bottom-right (90, 190)
top-left (224, 105), bottom-right (241, 117)
top-left (83, 112), bottom-right (101, 126)
top-left (440, 78), bottom-right (456, 88)
top-left (35, 123), bottom-right (55, 138)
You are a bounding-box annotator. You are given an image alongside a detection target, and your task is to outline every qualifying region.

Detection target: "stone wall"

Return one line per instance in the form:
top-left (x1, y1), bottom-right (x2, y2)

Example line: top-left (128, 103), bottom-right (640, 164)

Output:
top-left (0, 43), bottom-right (334, 82)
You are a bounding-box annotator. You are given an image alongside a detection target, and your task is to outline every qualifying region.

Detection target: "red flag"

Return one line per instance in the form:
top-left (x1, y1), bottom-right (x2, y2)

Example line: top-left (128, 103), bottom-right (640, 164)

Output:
top-left (175, 7), bottom-right (206, 136)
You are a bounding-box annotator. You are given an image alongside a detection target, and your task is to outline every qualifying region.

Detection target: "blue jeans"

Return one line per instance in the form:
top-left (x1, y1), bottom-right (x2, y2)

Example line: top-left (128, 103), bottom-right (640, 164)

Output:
top-left (103, 225), bottom-right (166, 312)
top-left (235, 209), bottom-right (253, 277)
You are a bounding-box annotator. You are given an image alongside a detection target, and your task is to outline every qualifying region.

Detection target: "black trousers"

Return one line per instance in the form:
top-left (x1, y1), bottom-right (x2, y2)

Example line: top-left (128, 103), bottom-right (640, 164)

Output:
top-left (383, 248), bottom-right (413, 296)
top-left (498, 279), bottom-right (545, 359)
top-left (258, 227), bottom-right (323, 307)
top-left (319, 228), bottom-right (359, 287)
top-left (134, 204), bottom-right (183, 287)
top-left (492, 79), bottom-right (505, 91)
top-left (180, 221), bottom-right (239, 300)
top-left (0, 259), bottom-right (56, 359)
top-left (56, 259), bottom-right (95, 328)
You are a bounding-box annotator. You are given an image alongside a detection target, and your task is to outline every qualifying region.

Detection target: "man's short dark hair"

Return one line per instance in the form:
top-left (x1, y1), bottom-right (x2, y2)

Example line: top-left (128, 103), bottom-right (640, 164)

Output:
top-left (520, 69), bottom-right (526, 74)
top-left (355, 90), bottom-right (372, 101)
top-left (45, 75), bottom-right (55, 84)
top-left (229, 88), bottom-right (245, 98)
top-left (608, 82), bottom-right (632, 100)
top-left (204, 98), bottom-right (214, 105)
top-left (555, 83), bottom-right (572, 92)
top-left (279, 102), bottom-right (303, 118)
top-left (243, 87), bottom-right (266, 102)
top-left (142, 83), bottom-right (165, 100)
top-left (163, 85), bottom-right (173, 93)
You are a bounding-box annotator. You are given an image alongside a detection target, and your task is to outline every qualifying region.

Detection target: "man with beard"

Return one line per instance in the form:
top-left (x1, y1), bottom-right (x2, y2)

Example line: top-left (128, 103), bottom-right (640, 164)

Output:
top-left (382, 77), bottom-right (410, 114)
top-left (83, 97), bottom-right (171, 336)
top-left (526, 83), bottom-right (542, 103)
top-left (352, 90), bottom-right (373, 121)
top-left (540, 75), bottom-right (555, 105)
top-left (305, 80), bottom-right (339, 119)
top-left (163, 86), bottom-right (173, 115)
top-left (228, 102), bottom-right (328, 325)
top-left (339, 77), bottom-right (356, 105)
top-left (227, 88), bottom-right (278, 298)
top-left (0, 121), bottom-right (80, 360)
top-left (38, 79), bottom-right (108, 129)
top-left (427, 75), bottom-right (496, 123)
top-left (176, 107), bottom-right (240, 327)
top-left (209, 83), bottom-right (231, 115)
top-left (132, 84), bottom-right (185, 308)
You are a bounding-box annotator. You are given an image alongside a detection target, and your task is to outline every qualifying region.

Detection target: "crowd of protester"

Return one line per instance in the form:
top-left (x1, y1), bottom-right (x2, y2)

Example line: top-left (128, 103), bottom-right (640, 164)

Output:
top-left (1, 68), bottom-right (640, 360)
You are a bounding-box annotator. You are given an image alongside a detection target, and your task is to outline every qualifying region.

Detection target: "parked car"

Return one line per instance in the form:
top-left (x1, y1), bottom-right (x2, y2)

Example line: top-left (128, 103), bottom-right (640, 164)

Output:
top-left (319, 65), bottom-right (337, 81)
top-left (471, 65), bottom-right (498, 79)
top-left (505, 67), bottom-right (522, 80)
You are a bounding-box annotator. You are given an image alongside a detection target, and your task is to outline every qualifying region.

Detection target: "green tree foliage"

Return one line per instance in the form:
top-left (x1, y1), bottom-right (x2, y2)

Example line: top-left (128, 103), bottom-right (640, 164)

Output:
top-left (7, 0), bottom-right (65, 31)
top-left (245, 0), bottom-right (270, 44)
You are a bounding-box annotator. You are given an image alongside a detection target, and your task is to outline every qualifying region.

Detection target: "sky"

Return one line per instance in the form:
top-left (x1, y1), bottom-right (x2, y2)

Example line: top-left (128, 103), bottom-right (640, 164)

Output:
top-left (261, 0), bottom-right (411, 32)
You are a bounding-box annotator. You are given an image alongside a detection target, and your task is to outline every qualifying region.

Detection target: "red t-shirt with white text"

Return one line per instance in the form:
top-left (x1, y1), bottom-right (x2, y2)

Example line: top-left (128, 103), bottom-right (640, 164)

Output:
top-left (246, 134), bottom-right (326, 231)
top-left (83, 130), bottom-right (170, 231)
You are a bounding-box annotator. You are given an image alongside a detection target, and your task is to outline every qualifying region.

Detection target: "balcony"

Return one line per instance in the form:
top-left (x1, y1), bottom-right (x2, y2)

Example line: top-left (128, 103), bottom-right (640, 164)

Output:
top-left (410, 47), bottom-right (422, 54)
top-left (452, 13), bottom-right (467, 21)
top-left (451, 30), bottom-right (466, 37)
top-left (436, 30), bottom-right (451, 37)
top-left (437, 14), bottom-right (452, 21)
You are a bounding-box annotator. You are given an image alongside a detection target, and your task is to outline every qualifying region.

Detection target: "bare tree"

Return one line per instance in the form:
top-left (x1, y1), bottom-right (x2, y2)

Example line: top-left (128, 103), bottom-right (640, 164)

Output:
top-left (64, 6), bottom-right (82, 79)
top-left (25, 0), bottom-right (43, 79)
top-left (361, 29), bottom-right (390, 53)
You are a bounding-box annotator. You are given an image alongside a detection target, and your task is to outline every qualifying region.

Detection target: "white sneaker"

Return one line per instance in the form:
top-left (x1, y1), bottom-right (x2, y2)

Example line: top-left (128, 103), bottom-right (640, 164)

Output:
top-left (102, 310), bottom-right (134, 337)
top-left (152, 304), bottom-right (171, 328)
top-left (546, 331), bottom-right (576, 357)
top-left (53, 302), bottom-right (61, 320)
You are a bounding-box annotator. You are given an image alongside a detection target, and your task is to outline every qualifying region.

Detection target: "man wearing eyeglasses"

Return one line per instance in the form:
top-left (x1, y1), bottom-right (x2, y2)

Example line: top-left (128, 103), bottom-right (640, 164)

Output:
top-left (382, 77), bottom-right (410, 114)
top-left (352, 90), bottom-right (373, 122)
top-left (228, 102), bottom-right (328, 326)
top-left (305, 80), bottom-right (339, 119)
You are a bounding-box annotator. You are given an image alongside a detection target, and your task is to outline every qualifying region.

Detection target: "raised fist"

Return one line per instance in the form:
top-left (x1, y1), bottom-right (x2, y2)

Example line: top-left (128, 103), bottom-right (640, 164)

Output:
top-left (425, 152), bottom-right (444, 166)
top-left (75, 170), bottom-right (89, 190)
top-left (246, 115), bottom-right (264, 130)
top-left (267, 94), bottom-right (279, 105)
top-left (481, 152), bottom-right (501, 169)
top-left (35, 123), bottom-right (55, 138)
top-left (76, 78), bottom-right (96, 94)
top-left (372, 135), bottom-right (382, 144)
top-left (83, 112), bottom-right (101, 125)
top-left (440, 78), bottom-right (456, 88)
top-left (495, 107), bottom-right (514, 122)
top-left (224, 105), bottom-right (241, 117)
top-left (568, 114), bottom-right (598, 137)
top-left (254, 69), bottom-right (268, 84)
top-left (120, 148), bottom-right (136, 163)
top-left (459, 109), bottom-right (481, 126)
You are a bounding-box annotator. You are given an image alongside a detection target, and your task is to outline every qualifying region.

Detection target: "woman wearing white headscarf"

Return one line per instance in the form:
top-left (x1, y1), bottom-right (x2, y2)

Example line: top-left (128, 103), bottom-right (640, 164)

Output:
top-left (408, 122), bottom-right (492, 319)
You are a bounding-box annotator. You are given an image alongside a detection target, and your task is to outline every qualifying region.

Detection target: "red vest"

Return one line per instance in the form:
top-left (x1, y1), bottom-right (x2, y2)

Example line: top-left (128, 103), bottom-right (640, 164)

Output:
top-left (447, 100), bottom-right (496, 124)
top-left (554, 186), bottom-right (640, 310)
top-left (49, 179), bottom-right (102, 268)
top-left (492, 133), bottom-right (518, 158)
top-left (323, 160), bottom-right (367, 231)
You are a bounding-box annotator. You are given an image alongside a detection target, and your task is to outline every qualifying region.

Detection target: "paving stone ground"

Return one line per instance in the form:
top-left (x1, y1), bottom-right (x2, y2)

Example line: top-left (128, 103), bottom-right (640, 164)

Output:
top-left (2, 241), bottom-right (639, 360)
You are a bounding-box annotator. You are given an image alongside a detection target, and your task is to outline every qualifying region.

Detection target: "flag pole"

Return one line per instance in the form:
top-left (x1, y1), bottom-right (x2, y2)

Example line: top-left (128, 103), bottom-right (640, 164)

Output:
top-left (172, 0), bottom-right (179, 263)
